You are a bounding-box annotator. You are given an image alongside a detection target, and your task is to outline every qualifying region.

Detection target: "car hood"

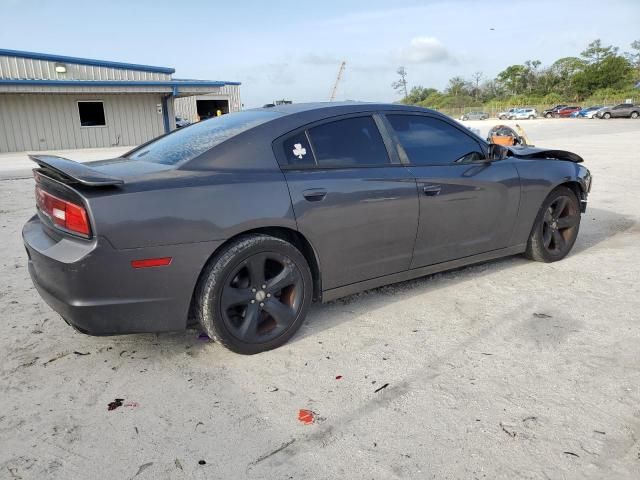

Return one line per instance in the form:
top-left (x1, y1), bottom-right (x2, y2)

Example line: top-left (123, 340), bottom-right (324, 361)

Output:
top-left (507, 146), bottom-right (583, 163)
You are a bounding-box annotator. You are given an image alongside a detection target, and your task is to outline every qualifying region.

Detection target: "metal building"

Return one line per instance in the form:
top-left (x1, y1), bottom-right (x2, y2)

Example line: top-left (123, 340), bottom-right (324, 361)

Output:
top-left (0, 48), bottom-right (241, 153)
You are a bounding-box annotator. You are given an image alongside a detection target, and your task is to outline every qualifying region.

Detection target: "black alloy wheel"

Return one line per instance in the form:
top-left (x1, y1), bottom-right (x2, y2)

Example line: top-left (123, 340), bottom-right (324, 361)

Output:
top-left (195, 234), bottom-right (313, 354)
top-left (540, 195), bottom-right (580, 256)
top-left (525, 186), bottom-right (581, 262)
top-left (221, 252), bottom-right (303, 344)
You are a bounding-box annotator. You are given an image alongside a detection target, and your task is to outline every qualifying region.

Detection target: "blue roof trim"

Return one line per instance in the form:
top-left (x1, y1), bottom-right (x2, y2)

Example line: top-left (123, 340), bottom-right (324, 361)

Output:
top-left (0, 79), bottom-right (240, 87)
top-left (173, 78), bottom-right (241, 86)
top-left (0, 48), bottom-right (175, 74)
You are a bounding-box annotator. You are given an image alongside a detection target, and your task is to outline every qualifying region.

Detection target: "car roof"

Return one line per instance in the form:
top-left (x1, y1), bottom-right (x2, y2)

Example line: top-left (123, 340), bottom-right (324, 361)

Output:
top-left (251, 101), bottom-right (435, 116)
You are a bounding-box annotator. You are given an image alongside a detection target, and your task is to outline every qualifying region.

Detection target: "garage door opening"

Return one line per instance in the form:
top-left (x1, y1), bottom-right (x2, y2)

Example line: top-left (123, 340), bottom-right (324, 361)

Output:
top-left (197, 99), bottom-right (229, 121)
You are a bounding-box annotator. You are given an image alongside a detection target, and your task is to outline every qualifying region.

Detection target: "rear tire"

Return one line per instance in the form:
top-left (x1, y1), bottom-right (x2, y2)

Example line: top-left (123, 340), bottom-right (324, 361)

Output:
top-left (194, 234), bottom-right (313, 354)
top-left (525, 187), bottom-right (581, 263)
top-left (545, 113), bottom-right (552, 118)
top-left (603, 112), bottom-right (611, 119)
top-left (631, 111), bottom-right (639, 119)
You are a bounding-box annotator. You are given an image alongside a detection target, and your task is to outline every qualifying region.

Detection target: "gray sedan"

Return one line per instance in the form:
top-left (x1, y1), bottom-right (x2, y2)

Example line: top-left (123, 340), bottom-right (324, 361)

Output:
top-left (460, 111), bottom-right (489, 120)
top-left (596, 103), bottom-right (640, 119)
top-left (23, 103), bottom-right (591, 354)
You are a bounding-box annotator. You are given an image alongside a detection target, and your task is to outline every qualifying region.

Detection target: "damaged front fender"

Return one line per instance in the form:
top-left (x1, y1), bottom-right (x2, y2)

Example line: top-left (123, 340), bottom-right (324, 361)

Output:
top-left (508, 146), bottom-right (584, 163)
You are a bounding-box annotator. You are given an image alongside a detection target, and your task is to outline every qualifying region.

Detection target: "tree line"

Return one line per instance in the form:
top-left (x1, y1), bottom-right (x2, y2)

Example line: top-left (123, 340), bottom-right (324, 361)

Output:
top-left (396, 39), bottom-right (640, 110)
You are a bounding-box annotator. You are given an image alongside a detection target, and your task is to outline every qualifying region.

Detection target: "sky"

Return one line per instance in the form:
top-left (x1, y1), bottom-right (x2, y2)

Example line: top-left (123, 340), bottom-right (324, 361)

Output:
top-left (1, 0), bottom-right (639, 107)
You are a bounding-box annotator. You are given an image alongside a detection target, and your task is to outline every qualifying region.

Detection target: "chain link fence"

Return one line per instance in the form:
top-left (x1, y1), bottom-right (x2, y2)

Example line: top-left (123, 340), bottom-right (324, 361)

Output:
top-left (432, 96), bottom-right (636, 119)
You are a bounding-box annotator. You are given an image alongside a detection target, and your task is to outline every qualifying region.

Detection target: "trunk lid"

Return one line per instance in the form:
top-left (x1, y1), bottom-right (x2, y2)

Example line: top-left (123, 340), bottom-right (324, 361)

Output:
top-left (30, 155), bottom-right (175, 186)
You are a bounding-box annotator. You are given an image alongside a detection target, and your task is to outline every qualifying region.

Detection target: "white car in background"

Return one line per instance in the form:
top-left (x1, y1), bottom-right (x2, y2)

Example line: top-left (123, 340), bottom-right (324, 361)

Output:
top-left (586, 106), bottom-right (609, 118)
top-left (498, 108), bottom-right (518, 119)
top-left (509, 108), bottom-right (538, 120)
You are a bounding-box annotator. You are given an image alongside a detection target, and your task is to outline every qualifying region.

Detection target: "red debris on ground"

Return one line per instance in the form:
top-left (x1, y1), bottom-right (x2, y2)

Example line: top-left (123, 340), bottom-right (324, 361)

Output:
top-left (335, 375), bottom-right (343, 380)
top-left (298, 409), bottom-right (316, 425)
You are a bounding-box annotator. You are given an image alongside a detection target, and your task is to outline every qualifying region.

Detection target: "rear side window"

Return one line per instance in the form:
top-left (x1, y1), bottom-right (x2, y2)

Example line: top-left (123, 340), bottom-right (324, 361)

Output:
top-left (126, 110), bottom-right (281, 165)
top-left (307, 116), bottom-right (390, 167)
top-left (386, 114), bottom-right (481, 165)
top-left (282, 131), bottom-right (315, 167)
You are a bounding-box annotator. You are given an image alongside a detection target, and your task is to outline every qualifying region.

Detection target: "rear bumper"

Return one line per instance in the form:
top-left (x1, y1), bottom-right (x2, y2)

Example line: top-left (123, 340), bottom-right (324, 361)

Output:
top-left (23, 215), bottom-right (222, 336)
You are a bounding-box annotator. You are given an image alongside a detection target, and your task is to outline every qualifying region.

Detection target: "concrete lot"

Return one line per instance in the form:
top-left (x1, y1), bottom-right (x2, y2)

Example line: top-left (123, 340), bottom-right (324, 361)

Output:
top-left (1, 119), bottom-right (639, 479)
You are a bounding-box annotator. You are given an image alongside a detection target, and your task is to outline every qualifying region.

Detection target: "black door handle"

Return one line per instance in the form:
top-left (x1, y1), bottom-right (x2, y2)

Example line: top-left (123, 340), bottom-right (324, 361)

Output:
top-left (303, 188), bottom-right (327, 202)
top-left (422, 185), bottom-right (442, 196)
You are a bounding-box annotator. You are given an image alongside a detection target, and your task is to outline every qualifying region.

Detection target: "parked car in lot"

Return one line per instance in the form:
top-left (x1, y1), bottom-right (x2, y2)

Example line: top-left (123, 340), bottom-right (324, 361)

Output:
top-left (498, 108), bottom-right (518, 120)
top-left (542, 105), bottom-right (567, 118)
top-left (572, 106), bottom-right (603, 118)
top-left (175, 116), bottom-right (191, 128)
top-left (555, 106), bottom-right (582, 118)
top-left (460, 111), bottom-right (489, 120)
top-left (23, 103), bottom-right (592, 354)
top-left (595, 103), bottom-right (640, 119)
top-left (509, 108), bottom-right (537, 120)
top-left (585, 106), bottom-right (609, 118)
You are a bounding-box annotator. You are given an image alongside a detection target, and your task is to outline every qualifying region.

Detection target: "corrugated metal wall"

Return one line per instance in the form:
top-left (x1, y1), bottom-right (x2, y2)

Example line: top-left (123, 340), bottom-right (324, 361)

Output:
top-left (0, 93), bottom-right (165, 152)
top-left (174, 85), bottom-right (242, 122)
top-left (0, 55), bottom-right (171, 81)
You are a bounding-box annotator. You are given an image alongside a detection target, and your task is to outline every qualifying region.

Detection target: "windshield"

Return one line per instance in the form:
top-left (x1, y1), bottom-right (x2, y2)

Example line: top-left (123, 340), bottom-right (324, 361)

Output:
top-left (126, 110), bottom-right (281, 165)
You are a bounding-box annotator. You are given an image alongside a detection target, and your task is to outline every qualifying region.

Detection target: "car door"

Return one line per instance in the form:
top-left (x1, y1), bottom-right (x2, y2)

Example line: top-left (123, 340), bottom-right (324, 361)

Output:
top-left (274, 114), bottom-right (419, 291)
top-left (382, 112), bottom-right (521, 268)
top-left (611, 105), bottom-right (625, 118)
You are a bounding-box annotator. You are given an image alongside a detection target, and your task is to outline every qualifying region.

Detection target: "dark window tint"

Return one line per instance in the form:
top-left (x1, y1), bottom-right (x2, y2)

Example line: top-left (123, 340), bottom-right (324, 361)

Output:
top-left (307, 116), bottom-right (389, 167)
top-left (282, 131), bottom-right (315, 166)
top-left (78, 101), bottom-right (106, 127)
top-left (387, 115), bottom-right (481, 165)
top-left (126, 110), bottom-right (280, 165)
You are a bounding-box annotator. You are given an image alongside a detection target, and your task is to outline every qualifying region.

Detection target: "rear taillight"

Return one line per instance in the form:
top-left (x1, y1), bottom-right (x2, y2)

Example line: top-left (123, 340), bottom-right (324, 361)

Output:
top-left (35, 186), bottom-right (91, 236)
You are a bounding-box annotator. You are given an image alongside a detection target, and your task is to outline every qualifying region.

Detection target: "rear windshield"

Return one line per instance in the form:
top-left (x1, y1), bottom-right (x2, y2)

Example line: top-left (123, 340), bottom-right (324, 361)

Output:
top-left (126, 110), bottom-right (280, 165)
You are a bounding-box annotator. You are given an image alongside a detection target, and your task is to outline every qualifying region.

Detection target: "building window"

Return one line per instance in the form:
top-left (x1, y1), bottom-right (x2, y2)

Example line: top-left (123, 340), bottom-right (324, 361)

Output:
top-left (78, 101), bottom-right (106, 127)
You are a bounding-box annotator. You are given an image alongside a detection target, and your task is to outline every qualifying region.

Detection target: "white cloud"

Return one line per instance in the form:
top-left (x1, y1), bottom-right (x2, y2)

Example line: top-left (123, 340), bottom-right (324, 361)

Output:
top-left (395, 37), bottom-right (454, 64)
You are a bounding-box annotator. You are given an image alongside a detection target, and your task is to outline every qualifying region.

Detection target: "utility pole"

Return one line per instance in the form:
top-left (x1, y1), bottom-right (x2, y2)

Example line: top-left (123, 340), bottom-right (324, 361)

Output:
top-left (330, 61), bottom-right (346, 101)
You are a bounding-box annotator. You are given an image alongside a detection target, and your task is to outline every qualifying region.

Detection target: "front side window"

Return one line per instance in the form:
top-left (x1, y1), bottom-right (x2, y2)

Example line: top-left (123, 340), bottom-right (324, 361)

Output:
top-left (126, 110), bottom-right (281, 165)
top-left (307, 116), bottom-right (390, 167)
top-left (78, 101), bottom-right (106, 127)
top-left (386, 114), bottom-right (482, 165)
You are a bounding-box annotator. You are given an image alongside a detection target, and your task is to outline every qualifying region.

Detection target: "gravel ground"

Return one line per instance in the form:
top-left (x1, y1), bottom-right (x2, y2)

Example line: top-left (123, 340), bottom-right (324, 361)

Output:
top-left (1, 119), bottom-right (639, 479)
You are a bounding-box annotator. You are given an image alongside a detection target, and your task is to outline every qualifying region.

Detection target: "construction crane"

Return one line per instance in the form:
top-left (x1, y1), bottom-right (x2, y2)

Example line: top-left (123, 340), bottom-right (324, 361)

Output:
top-left (329, 61), bottom-right (346, 101)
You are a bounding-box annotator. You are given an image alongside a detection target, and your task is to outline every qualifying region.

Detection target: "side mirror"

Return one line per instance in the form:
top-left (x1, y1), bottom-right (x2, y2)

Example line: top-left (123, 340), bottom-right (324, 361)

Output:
top-left (488, 143), bottom-right (509, 161)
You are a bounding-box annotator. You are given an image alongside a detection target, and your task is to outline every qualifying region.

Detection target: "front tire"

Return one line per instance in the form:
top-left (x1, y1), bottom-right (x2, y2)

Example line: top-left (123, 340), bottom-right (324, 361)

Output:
top-left (603, 112), bottom-right (611, 119)
top-left (195, 234), bottom-right (313, 354)
top-left (545, 113), bottom-right (552, 118)
top-left (525, 187), bottom-right (581, 263)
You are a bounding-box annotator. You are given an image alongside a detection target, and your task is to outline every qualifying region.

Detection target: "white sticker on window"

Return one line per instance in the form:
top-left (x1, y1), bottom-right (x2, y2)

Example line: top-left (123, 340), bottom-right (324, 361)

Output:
top-left (292, 143), bottom-right (307, 159)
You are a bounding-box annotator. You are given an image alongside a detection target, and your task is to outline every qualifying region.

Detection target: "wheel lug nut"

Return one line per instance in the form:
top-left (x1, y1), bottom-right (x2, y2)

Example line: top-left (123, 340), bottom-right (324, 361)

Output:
top-left (261, 284), bottom-right (266, 289)
top-left (252, 288), bottom-right (256, 293)
top-left (251, 300), bottom-right (255, 304)
top-left (266, 293), bottom-right (271, 298)
top-left (259, 302), bottom-right (264, 307)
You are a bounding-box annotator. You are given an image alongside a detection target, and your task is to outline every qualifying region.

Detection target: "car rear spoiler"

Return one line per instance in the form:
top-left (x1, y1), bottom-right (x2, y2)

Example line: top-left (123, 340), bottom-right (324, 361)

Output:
top-left (29, 155), bottom-right (125, 186)
top-left (507, 146), bottom-right (583, 163)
